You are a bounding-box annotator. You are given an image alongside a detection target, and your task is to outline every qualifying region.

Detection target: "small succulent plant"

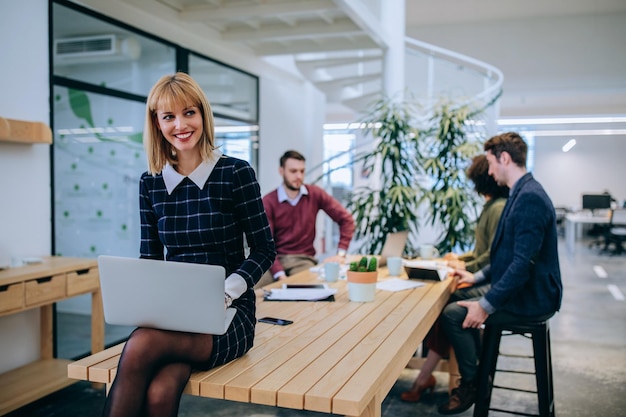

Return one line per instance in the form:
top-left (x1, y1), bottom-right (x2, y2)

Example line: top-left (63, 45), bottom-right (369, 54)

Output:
top-left (349, 256), bottom-right (378, 272)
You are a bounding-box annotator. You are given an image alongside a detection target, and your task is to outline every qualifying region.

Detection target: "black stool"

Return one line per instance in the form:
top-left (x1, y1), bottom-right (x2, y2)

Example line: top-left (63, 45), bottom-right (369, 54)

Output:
top-left (473, 320), bottom-right (555, 417)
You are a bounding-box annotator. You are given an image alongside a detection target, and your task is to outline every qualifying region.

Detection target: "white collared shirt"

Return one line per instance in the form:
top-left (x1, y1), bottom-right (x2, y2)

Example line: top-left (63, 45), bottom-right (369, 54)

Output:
top-left (162, 149), bottom-right (223, 195)
top-left (277, 183), bottom-right (308, 206)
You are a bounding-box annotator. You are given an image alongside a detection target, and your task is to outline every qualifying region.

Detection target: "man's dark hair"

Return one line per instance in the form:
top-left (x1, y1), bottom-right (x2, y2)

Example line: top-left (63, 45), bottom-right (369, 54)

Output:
top-left (484, 132), bottom-right (527, 168)
top-left (280, 150), bottom-right (306, 167)
top-left (467, 154), bottom-right (509, 199)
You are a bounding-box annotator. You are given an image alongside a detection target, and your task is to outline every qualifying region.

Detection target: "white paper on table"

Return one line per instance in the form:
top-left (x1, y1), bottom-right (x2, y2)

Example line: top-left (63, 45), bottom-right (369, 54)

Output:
top-left (264, 288), bottom-right (337, 301)
top-left (376, 278), bottom-right (425, 292)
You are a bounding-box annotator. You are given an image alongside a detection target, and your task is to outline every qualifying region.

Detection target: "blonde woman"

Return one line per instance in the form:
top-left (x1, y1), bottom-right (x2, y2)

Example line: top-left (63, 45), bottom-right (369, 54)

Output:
top-left (103, 72), bottom-right (275, 417)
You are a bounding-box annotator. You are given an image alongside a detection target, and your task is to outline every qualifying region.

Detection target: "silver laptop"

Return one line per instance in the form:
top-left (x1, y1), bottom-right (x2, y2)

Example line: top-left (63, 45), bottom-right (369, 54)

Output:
top-left (378, 231), bottom-right (409, 266)
top-left (97, 255), bottom-right (236, 335)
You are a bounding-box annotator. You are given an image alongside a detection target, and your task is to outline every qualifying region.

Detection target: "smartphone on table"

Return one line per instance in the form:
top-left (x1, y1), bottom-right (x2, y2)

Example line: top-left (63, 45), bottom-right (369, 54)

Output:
top-left (258, 317), bottom-right (293, 326)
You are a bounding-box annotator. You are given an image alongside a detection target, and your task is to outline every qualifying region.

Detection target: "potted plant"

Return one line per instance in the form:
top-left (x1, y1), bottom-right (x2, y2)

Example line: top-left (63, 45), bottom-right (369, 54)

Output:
top-left (346, 96), bottom-right (425, 256)
top-left (418, 99), bottom-right (490, 254)
top-left (346, 256), bottom-right (378, 302)
top-left (329, 95), bottom-right (496, 258)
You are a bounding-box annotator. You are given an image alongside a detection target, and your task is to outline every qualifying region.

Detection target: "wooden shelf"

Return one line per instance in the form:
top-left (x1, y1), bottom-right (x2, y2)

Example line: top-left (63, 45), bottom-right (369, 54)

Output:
top-left (0, 116), bottom-right (52, 144)
top-left (0, 359), bottom-right (75, 416)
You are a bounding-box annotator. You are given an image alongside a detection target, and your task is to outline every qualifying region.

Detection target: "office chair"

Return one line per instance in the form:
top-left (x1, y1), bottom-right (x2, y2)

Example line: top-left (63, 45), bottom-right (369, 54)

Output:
top-left (602, 208), bottom-right (626, 255)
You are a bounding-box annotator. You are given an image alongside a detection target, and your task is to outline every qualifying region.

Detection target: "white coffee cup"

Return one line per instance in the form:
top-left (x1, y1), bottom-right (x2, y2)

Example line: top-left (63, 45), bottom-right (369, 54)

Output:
top-left (324, 262), bottom-right (340, 282)
top-left (420, 244), bottom-right (440, 259)
top-left (387, 257), bottom-right (403, 276)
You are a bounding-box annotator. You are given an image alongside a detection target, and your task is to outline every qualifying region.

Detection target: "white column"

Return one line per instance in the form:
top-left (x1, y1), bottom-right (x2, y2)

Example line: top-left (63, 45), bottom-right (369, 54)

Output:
top-left (381, 0), bottom-right (406, 101)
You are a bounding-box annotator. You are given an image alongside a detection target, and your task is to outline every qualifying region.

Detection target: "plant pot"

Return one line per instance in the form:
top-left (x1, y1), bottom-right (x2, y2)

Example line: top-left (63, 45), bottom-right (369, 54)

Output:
top-left (346, 271), bottom-right (378, 302)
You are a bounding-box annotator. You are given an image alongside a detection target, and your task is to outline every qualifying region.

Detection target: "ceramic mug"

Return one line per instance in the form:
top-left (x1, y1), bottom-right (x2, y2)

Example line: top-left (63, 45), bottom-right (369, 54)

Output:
top-left (420, 244), bottom-right (440, 259)
top-left (387, 257), bottom-right (403, 276)
top-left (324, 262), bottom-right (340, 282)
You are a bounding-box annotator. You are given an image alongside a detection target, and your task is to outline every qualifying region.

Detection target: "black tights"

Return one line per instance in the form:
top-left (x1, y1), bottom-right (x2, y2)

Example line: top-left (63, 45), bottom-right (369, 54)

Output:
top-left (102, 327), bottom-right (214, 417)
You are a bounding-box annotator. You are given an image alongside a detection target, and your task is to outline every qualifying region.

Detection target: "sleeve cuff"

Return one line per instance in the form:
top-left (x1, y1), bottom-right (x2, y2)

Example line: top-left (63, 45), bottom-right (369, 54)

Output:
top-left (473, 270), bottom-right (487, 283)
top-left (479, 297), bottom-right (496, 315)
top-left (337, 248), bottom-right (347, 257)
top-left (273, 270), bottom-right (286, 280)
top-left (225, 273), bottom-right (247, 300)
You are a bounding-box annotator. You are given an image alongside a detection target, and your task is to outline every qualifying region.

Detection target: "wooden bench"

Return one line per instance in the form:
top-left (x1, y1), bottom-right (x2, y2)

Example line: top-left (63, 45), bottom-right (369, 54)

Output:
top-left (68, 269), bottom-right (453, 417)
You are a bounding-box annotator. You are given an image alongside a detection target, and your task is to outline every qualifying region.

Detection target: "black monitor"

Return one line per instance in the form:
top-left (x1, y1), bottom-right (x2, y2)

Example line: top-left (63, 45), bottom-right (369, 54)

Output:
top-left (582, 194), bottom-right (611, 213)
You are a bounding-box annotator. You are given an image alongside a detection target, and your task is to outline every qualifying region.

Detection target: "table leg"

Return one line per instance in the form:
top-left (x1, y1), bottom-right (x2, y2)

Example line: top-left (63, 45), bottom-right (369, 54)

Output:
top-left (40, 305), bottom-right (54, 359)
top-left (565, 218), bottom-right (576, 254)
top-left (91, 289), bottom-right (104, 354)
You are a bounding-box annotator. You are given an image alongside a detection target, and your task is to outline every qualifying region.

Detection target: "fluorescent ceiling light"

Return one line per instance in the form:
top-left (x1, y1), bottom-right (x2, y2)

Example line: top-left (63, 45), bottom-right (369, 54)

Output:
top-left (532, 129), bottom-right (626, 137)
top-left (562, 139), bottom-right (576, 152)
top-left (498, 116), bottom-right (626, 125)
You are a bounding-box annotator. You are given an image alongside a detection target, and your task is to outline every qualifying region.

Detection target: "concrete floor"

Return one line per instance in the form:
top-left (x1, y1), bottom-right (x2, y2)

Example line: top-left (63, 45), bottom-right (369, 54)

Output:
top-left (5, 235), bottom-right (626, 417)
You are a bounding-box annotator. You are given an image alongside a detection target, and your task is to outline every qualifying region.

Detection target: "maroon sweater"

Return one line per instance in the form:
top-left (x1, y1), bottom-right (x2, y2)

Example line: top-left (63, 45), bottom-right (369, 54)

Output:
top-left (262, 184), bottom-right (355, 276)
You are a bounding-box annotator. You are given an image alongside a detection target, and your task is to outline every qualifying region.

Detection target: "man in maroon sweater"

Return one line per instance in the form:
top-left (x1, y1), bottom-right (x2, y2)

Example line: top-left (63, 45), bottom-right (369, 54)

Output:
top-left (257, 150), bottom-right (355, 287)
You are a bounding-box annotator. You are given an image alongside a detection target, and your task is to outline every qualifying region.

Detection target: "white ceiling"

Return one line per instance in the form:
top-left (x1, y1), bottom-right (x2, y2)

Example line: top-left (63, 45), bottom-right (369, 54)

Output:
top-left (405, 0), bottom-right (626, 26)
top-left (85, 0), bottom-right (626, 122)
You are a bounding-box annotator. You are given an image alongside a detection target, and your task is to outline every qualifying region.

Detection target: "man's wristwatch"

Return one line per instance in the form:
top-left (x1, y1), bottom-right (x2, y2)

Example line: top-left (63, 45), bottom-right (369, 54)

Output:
top-left (224, 293), bottom-right (233, 308)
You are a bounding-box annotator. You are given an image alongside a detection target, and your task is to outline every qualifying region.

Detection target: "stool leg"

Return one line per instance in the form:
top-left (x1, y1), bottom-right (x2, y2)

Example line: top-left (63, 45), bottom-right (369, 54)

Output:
top-left (473, 325), bottom-right (502, 417)
top-left (532, 325), bottom-right (555, 417)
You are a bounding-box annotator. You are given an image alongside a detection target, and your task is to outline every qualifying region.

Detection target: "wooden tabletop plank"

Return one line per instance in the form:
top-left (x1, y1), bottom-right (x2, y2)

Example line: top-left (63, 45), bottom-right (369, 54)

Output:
top-left (302, 286), bottom-right (429, 413)
top-left (67, 343), bottom-right (124, 380)
top-left (251, 293), bottom-right (382, 407)
top-left (222, 297), bottom-right (360, 402)
top-left (198, 296), bottom-right (351, 400)
top-left (89, 355), bottom-right (122, 383)
top-left (332, 278), bottom-right (453, 416)
top-left (274, 289), bottom-right (401, 410)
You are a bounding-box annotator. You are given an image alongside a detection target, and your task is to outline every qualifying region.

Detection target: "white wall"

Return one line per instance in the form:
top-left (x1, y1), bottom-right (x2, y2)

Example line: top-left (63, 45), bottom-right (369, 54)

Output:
top-left (533, 135), bottom-right (626, 209)
top-left (0, 0), bottom-right (51, 373)
top-left (258, 79), bottom-right (326, 195)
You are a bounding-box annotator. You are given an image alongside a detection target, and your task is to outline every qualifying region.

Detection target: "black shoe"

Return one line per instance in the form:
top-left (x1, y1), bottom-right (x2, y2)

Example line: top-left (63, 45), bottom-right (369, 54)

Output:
top-left (438, 380), bottom-right (477, 415)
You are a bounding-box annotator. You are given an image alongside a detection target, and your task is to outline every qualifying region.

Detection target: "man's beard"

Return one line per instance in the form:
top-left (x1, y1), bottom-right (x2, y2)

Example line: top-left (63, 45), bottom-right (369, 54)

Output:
top-left (284, 181), bottom-right (300, 192)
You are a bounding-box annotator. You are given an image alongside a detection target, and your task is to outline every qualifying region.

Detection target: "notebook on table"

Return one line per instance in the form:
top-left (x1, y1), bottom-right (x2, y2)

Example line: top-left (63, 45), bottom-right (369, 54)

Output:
top-left (97, 255), bottom-right (236, 335)
top-left (378, 230), bottom-right (409, 266)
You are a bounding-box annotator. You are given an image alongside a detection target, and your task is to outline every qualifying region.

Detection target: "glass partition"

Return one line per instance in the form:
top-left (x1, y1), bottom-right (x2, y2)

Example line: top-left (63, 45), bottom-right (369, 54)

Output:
top-left (53, 86), bottom-right (146, 259)
top-left (190, 54), bottom-right (258, 123)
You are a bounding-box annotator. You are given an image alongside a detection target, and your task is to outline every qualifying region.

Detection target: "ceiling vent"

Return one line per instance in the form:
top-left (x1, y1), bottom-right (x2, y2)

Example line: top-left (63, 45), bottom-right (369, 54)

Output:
top-left (54, 34), bottom-right (141, 64)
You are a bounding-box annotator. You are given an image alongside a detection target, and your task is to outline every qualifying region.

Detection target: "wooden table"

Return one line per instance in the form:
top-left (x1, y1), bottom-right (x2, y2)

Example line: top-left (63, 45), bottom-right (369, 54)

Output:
top-left (68, 266), bottom-right (453, 417)
top-left (0, 256), bottom-right (103, 416)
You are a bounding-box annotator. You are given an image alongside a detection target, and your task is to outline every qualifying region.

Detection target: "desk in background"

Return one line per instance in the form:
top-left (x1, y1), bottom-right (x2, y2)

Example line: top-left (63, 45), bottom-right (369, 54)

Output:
top-left (564, 212), bottom-right (610, 254)
top-left (0, 256), bottom-right (103, 416)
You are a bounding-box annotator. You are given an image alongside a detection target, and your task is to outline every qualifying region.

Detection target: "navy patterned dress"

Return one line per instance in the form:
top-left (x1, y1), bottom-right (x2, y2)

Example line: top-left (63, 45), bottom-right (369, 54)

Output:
top-left (139, 155), bottom-right (275, 369)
